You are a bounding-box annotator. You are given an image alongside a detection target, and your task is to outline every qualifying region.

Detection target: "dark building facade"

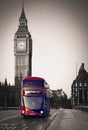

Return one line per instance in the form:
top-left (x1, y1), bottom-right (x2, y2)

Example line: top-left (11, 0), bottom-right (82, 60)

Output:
top-left (14, 6), bottom-right (32, 87)
top-left (71, 63), bottom-right (88, 106)
top-left (0, 79), bottom-right (20, 107)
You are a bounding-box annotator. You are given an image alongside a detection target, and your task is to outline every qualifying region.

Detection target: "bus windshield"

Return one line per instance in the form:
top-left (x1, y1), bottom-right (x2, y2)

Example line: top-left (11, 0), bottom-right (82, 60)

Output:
top-left (23, 80), bottom-right (44, 87)
top-left (23, 96), bottom-right (43, 109)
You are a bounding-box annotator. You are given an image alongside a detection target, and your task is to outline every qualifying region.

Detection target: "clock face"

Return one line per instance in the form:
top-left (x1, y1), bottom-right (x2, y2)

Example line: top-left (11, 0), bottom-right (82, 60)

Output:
top-left (17, 41), bottom-right (26, 51)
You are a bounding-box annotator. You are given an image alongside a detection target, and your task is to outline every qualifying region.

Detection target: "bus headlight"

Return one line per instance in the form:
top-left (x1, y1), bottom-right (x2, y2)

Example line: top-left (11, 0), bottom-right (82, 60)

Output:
top-left (22, 110), bottom-right (25, 114)
top-left (40, 110), bottom-right (44, 114)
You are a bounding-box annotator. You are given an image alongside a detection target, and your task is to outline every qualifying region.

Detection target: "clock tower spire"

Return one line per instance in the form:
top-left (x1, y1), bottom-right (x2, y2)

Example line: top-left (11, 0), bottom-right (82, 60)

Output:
top-left (14, 2), bottom-right (32, 87)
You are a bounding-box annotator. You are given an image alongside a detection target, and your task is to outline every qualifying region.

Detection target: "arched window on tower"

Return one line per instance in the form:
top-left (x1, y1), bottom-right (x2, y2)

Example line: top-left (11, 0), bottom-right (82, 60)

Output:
top-left (84, 82), bottom-right (87, 87)
top-left (79, 83), bottom-right (82, 87)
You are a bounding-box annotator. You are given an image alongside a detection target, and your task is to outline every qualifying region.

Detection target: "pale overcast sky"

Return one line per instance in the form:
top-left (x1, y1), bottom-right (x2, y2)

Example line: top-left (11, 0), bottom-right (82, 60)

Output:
top-left (0, 0), bottom-right (88, 97)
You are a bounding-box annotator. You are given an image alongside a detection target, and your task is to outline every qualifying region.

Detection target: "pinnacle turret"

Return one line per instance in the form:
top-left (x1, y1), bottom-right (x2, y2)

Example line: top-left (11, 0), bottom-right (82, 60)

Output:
top-left (19, 7), bottom-right (26, 21)
top-left (16, 2), bottom-right (28, 35)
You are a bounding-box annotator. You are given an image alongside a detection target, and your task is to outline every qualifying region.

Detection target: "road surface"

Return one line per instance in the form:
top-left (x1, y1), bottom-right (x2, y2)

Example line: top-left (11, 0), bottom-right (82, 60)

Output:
top-left (0, 109), bottom-right (88, 130)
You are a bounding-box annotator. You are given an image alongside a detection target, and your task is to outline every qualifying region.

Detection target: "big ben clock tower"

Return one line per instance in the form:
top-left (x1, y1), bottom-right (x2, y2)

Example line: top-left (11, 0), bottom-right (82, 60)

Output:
top-left (14, 6), bottom-right (32, 87)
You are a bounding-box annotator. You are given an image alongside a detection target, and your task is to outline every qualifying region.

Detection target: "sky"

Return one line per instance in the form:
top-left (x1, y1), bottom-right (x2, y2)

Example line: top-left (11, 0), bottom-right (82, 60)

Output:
top-left (0, 0), bottom-right (88, 98)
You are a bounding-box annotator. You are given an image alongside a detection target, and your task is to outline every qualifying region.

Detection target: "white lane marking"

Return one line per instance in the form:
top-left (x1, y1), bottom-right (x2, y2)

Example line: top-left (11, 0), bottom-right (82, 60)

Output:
top-left (0, 115), bottom-right (20, 122)
top-left (11, 126), bottom-right (17, 130)
top-left (22, 126), bottom-right (28, 130)
top-left (31, 121), bottom-right (36, 125)
top-left (23, 123), bottom-right (26, 127)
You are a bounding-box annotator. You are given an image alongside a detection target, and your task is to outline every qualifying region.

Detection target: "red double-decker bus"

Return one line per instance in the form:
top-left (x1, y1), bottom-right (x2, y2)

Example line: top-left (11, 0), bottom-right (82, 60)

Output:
top-left (20, 77), bottom-right (50, 117)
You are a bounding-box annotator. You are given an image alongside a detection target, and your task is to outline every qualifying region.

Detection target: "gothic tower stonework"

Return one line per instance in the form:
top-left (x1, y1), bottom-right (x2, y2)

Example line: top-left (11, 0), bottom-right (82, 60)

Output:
top-left (14, 6), bottom-right (32, 87)
top-left (71, 63), bottom-right (88, 107)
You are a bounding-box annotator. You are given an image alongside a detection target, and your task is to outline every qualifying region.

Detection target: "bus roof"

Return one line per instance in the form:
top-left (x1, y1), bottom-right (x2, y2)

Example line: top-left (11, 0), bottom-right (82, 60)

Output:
top-left (23, 77), bottom-right (45, 81)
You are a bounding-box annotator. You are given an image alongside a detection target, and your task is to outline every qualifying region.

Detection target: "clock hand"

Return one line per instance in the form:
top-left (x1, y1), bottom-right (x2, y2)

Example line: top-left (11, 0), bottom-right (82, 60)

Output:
top-left (20, 45), bottom-right (24, 47)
